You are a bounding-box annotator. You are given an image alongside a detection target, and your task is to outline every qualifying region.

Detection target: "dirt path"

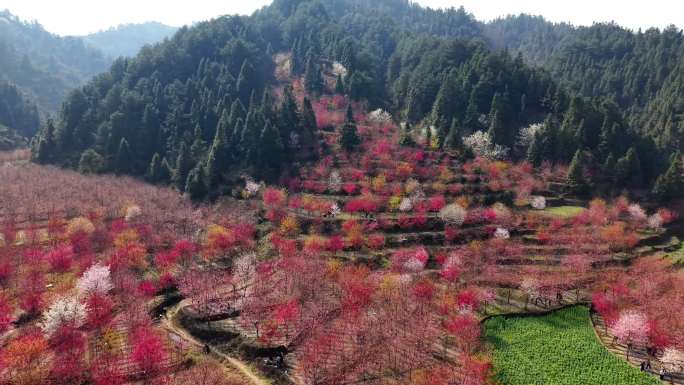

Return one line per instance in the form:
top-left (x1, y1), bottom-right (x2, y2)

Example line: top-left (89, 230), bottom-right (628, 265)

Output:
top-left (161, 301), bottom-right (270, 385)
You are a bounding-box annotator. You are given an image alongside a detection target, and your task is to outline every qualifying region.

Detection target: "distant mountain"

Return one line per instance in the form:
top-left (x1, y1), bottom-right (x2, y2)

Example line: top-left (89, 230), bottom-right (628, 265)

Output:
top-left (80, 22), bottom-right (179, 58)
top-left (0, 10), bottom-right (109, 114)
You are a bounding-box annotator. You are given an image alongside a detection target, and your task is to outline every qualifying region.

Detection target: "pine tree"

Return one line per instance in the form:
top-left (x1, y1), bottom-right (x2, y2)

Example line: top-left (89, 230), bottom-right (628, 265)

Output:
top-left (173, 142), bottom-right (193, 192)
top-left (444, 118), bottom-right (463, 150)
top-left (335, 74), bottom-right (345, 94)
top-left (205, 143), bottom-right (221, 189)
top-left (301, 97), bottom-right (317, 149)
top-left (487, 93), bottom-right (508, 146)
top-left (212, 111), bottom-right (231, 165)
top-left (185, 165), bottom-right (207, 202)
top-left (567, 149), bottom-right (588, 194)
top-left (431, 68), bottom-right (461, 140)
top-left (159, 157), bottom-right (172, 184)
top-left (463, 96), bottom-right (480, 133)
top-left (603, 153), bottom-right (617, 185)
top-left (259, 120), bottom-right (285, 169)
top-left (398, 121), bottom-right (415, 147)
top-left (114, 138), bottom-right (132, 175)
top-left (278, 86), bottom-right (301, 147)
top-left (32, 119), bottom-right (56, 164)
top-left (190, 124), bottom-right (208, 163)
top-left (340, 104), bottom-right (360, 152)
top-left (304, 51), bottom-right (324, 94)
top-left (527, 131), bottom-right (544, 167)
top-left (147, 153), bottom-right (163, 183)
top-left (652, 152), bottom-right (682, 199)
top-left (487, 110), bottom-right (506, 147)
top-left (615, 147), bottom-right (642, 187)
top-left (236, 59), bottom-right (255, 103)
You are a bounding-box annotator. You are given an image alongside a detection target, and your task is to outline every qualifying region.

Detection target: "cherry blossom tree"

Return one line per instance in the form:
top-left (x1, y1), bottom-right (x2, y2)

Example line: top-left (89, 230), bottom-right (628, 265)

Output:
top-left (610, 310), bottom-right (650, 358)
top-left (76, 263), bottom-right (114, 295)
top-left (40, 296), bottom-right (87, 336)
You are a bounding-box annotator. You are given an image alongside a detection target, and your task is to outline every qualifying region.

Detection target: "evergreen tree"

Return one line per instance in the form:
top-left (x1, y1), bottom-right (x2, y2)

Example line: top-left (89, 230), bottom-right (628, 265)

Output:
top-left (335, 73), bottom-right (345, 94)
top-left (190, 124), bottom-right (208, 163)
top-left (444, 118), bottom-right (463, 150)
top-left (567, 149), bottom-right (588, 194)
top-left (463, 96), bottom-right (480, 133)
top-left (185, 164), bottom-right (208, 202)
top-left (173, 142), bottom-right (193, 192)
top-left (259, 120), bottom-right (285, 169)
top-left (487, 109), bottom-right (506, 147)
top-left (33, 119), bottom-right (56, 164)
top-left (278, 86), bottom-right (301, 147)
top-left (603, 152), bottom-right (617, 185)
top-left (236, 59), bottom-right (255, 103)
top-left (77, 149), bottom-right (105, 174)
top-left (398, 121), bottom-right (415, 147)
top-left (159, 157), bottom-right (172, 184)
top-left (527, 131), bottom-right (544, 166)
top-left (211, 111), bottom-right (231, 166)
top-left (147, 153), bottom-right (163, 183)
top-left (431, 68), bottom-right (461, 141)
top-left (652, 153), bottom-right (682, 199)
top-left (114, 138), bottom-right (132, 175)
top-left (304, 51), bottom-right (324, 94)
top-left (615, 147), bottom-right (642, 187)
top-left (301, 97), bottom-right (317, 149)
top-left (205, 143), bottom-right (221, 189)
top-left (340, 104), bottom-right (361, 151)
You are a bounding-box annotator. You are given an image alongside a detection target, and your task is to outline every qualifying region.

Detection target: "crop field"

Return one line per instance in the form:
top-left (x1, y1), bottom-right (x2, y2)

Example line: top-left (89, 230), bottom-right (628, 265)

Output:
top-left (484, 306), bottom-right (662, 385)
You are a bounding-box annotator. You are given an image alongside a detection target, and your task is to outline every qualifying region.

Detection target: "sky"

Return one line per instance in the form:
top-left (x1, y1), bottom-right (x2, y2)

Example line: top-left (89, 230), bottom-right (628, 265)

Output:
top-left (0, 0), bottom-right (682, 36)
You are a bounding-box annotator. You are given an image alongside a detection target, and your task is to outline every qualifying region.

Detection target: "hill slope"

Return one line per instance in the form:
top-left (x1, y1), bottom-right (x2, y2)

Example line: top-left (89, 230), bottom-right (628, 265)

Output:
top-left (30, 0), bottom-right (679, 197)
top-left (80, 22), bottom-right (179, 58)
top-left (0, 10), bottom-right (109, 114)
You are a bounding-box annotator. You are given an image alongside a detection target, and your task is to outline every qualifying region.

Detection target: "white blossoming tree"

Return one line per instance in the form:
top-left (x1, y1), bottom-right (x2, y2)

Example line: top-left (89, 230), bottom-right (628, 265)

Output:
top-left (329, 170), bottom-right (342, 193)
top-left (516, 123), bottom-right (543, 150)
top-left (41, 296), bottom-right (87, 336)
top-left (331, 61), bottom-right (348, 77)
top-left (494, 228), bottom-right (510, 239)
top-left (76, 263), bottom-right (114, 296)
top-left (368, 109), bottom-right (392, 124)
top-left (462, 131), bottom-right (509, 160)
top-left (530, 196), bottom-right (546, 210)
top-left (439, 204), bottom-right (466, 226)
top-left (124, 205), bottom-right (142, 222)
top-left (399, 197), bottom-right (413, 212)
top-left (647, 214), bottom-right (663, 230)
top-left (628, 204), bottom-right (647, 221)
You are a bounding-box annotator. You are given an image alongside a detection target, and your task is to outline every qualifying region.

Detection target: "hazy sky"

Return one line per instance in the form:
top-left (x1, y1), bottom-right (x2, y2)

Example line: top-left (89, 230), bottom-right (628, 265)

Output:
top-left (1, 0), bottom-right (682, 36)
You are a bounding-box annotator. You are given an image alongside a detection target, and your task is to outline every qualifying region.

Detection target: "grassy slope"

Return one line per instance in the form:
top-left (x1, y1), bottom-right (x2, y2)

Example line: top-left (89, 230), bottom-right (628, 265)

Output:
top-left (543, 206), bottom-right (585, 218)
top-left (484, 306), bottom-right (661, 385)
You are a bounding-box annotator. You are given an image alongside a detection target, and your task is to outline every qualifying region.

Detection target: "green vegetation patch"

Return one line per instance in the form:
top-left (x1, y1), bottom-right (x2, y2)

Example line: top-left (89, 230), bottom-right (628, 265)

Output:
top-left (667, 242), bottom-right (684, 266)
top-left (484, 306), bottom-right (661, 385)
top-left (543, 206), bottom-right (585, 218)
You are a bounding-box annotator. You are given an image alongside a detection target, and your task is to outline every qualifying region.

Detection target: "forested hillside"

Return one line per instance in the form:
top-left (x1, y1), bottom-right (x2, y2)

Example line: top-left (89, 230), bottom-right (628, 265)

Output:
top-left (0, 82), bottom-right (40, 150)
top-left (484, 16), bottom-right (684, 156)
top-left (31, 0), bottom-right (683, 200)
top-left (80, 22), bottom-right (178, 58)
top-left (0, 10), bottom-right (109, 114)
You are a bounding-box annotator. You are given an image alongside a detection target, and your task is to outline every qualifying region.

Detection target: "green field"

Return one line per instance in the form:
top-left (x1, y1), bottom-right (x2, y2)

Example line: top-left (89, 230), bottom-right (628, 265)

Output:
top-left (666, 241), bottom-right (684, 266)
top-left (484, 306), bottom-right (661, 385)
top-left (543, 206), bottom-right (585, 218)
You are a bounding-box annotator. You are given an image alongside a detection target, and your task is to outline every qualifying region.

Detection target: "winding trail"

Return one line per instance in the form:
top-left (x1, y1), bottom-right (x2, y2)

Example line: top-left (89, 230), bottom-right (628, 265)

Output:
top-left (160, 300), bottom-right (270, 385)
